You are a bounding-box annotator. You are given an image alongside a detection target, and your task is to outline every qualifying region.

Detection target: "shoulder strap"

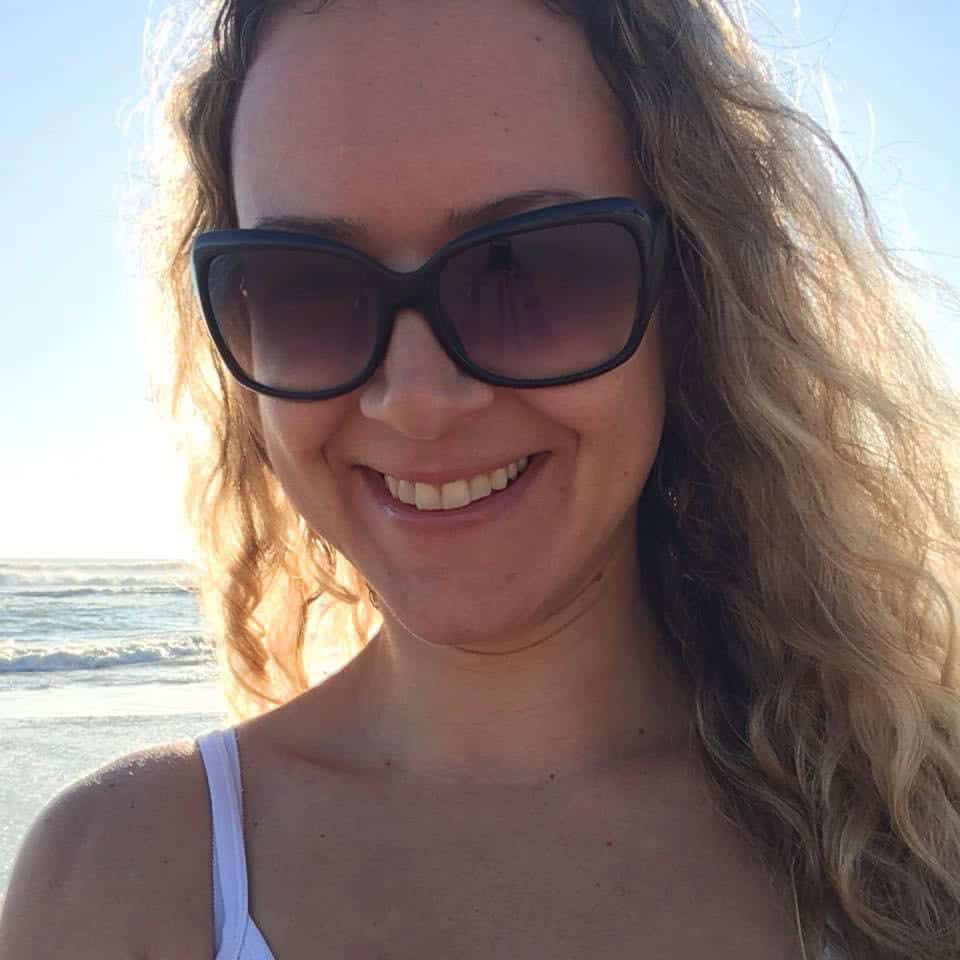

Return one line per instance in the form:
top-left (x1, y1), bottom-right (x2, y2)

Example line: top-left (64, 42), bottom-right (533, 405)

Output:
top-left (195, 728), bottom-right (250, 960)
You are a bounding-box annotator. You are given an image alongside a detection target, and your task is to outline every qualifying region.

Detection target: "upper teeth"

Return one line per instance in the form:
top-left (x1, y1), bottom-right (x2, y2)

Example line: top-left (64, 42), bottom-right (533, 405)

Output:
top-left (383, 455), bottom-right (531, 511)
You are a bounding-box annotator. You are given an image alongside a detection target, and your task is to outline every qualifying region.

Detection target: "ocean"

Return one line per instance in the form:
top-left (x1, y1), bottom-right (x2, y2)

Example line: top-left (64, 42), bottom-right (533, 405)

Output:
top-left (0, 558), bottom-right (229, 894)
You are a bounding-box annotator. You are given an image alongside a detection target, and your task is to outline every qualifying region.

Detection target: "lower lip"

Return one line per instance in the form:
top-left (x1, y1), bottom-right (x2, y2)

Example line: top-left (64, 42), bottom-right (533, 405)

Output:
top-left (356, 453), bottom-right (549, 533)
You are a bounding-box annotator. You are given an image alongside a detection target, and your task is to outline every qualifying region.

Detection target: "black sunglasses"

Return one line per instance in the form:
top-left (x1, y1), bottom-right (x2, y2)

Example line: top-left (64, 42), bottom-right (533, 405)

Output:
top-left (191, 196), bottom-right (670, 401)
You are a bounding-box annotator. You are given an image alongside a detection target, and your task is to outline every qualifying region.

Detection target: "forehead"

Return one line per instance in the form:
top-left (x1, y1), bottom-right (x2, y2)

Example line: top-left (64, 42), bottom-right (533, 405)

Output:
top-left (231, 0), bottom-right (641, 252)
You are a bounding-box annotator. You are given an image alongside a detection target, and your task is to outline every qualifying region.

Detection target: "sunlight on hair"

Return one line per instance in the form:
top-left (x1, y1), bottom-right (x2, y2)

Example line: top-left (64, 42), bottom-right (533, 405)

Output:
top-left (753, 0), bottom-right (959, 395)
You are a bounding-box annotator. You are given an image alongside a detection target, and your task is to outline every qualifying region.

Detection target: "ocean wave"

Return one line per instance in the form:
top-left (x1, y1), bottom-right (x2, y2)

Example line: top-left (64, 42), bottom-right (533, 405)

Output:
top-left (6, 585), bottom-right (193, 599)
top-left (0, 559), bottom-right (184, 571)
top-left (0, 635), bottom-right (214, 674)
top-left (0, 560), bottom-right (192, 590)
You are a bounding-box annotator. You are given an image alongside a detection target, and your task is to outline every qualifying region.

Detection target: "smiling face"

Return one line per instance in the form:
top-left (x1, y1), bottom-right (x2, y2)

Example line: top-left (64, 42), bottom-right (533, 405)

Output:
top-left (231, 0), bottom-right (668, 652)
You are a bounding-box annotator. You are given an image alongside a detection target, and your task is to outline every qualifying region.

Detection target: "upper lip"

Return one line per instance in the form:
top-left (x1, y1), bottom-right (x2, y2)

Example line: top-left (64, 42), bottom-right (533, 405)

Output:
top-left (360, 452), bottom-right (541, 487)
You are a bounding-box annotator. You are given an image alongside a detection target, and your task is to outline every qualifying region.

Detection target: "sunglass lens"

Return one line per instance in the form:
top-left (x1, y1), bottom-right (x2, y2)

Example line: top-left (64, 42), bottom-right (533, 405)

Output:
top-left (437, 220), bottom-right (640, 380)
top-left (207, 248), bottom-right (380, 393)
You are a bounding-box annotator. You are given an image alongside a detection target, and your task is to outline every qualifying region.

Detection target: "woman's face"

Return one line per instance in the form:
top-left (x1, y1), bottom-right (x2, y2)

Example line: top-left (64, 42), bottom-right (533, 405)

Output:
top-left (232, 0), bottom-right (667, 650)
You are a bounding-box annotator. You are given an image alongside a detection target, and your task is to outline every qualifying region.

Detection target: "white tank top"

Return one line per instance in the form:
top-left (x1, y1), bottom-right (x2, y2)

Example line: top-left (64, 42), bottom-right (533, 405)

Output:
top-left (196, 728), bottom-right (277, 960)
top-left (195, 726), bottom-right (848, 960)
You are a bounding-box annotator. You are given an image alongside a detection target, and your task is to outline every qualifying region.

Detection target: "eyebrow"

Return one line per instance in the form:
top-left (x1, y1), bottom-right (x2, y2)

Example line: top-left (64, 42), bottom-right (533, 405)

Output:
top-left (250, 188), bottom-right (590, 242)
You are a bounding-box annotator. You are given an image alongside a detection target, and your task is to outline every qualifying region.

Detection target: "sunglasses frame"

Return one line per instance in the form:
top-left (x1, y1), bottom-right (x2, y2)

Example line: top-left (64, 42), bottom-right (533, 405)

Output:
top-left (191, 196), bottom-right (670, 401)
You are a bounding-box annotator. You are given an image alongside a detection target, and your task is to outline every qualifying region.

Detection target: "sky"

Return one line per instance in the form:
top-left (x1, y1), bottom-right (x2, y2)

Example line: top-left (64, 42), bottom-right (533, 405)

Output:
top-left (1, 1), bottom-right (957, 561)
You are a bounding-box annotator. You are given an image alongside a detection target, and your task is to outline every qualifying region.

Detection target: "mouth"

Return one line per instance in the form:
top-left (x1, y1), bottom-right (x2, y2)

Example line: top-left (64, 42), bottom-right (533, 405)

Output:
top-left (356, 451), bottom-right (550, 532)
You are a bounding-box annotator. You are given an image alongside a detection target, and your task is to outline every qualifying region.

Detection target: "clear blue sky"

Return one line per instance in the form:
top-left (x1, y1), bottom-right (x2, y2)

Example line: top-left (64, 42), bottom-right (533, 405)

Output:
top-left (2, 1), bottom-right (957, 560)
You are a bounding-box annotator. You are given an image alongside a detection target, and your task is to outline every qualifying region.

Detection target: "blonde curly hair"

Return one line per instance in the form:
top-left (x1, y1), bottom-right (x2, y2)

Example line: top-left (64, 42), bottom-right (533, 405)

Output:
top-left (134, 1), bottom-right (960, 957)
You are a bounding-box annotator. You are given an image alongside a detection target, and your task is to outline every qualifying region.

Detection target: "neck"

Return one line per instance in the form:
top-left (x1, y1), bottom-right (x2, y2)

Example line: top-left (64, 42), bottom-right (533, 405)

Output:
top-left (344, 539), bottom-right (695, 790)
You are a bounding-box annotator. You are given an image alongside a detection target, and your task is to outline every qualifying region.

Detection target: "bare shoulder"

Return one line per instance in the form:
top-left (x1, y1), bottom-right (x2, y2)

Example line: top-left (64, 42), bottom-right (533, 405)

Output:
top-left (0, 736), bottom-right (215, 960)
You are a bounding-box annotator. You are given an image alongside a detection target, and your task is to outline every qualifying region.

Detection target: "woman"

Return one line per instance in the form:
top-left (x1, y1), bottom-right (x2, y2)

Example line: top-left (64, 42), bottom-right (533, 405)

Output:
top-left (2, 0), bottom-right (959, 957)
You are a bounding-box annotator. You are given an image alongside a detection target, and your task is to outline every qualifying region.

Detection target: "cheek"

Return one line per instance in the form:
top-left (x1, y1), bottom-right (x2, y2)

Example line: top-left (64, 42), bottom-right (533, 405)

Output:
top-left (620, 316), bottom-right (667, 470)
top-left (254, 397), bottom-right (354, 544)
top-left (534, 309), bottom-right (666, 444)
top-left (256, 396), bottom-right (344, 471)
top-left (621, 307), bottom-right (667, 429)
top-left (605, 370), bottom-right (666, 478)
top-left (528, 313), bottom-right (667, 509)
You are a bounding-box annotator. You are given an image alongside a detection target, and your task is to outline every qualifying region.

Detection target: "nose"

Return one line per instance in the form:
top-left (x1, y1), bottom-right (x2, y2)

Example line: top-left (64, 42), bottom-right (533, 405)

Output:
top-left (357, 308), bottom-right (495, 439)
